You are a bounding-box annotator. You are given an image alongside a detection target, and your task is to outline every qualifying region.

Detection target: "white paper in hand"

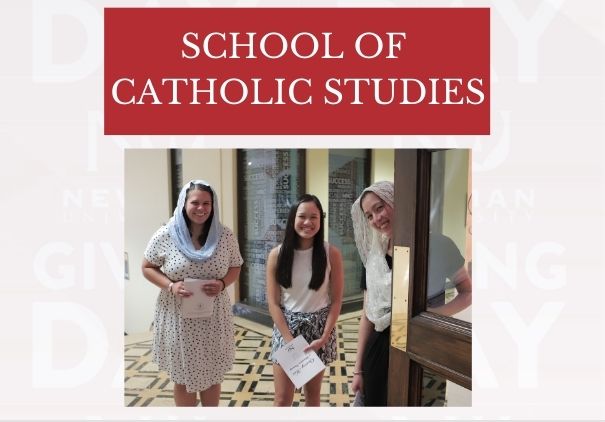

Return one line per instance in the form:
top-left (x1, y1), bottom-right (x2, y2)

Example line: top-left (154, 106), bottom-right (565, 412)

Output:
top-left (181, 278), bottom-right (214, 318)
top-left (273, 335), bottom-right (326, 389)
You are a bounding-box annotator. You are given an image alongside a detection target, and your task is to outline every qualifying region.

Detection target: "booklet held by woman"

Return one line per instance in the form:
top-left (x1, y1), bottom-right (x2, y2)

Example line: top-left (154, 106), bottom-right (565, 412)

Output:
top-left (273, 335), bottom-right (326, 389)
top-left (182, 278), bottom-right (214, 318)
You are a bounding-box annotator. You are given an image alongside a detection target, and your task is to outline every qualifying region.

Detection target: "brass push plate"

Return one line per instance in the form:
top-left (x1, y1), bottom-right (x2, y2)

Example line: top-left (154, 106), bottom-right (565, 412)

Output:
top-left (390, 246), bottom-right (410, 352)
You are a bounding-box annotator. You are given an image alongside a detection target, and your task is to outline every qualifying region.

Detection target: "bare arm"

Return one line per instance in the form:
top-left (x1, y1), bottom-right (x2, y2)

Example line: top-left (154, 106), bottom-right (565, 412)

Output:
top-left (305, 245), bottom-right (344, 352)
top-left (220, 265), bottom-right (241, 289)
top-left (351, 291), bottom-right (374, 394)
top-left (142, 258), bottom-right (175, 291)
top-left (266, 247), bottom-right (294, 343)
top-left (428, 266), bottom-right (472, 316)
top-left (142, 257), bottom-right (193, 297)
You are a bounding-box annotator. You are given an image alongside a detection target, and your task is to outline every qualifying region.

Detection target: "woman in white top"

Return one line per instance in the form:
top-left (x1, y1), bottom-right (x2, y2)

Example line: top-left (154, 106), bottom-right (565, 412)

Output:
top-left (266, 194), bottom-right (344, 406)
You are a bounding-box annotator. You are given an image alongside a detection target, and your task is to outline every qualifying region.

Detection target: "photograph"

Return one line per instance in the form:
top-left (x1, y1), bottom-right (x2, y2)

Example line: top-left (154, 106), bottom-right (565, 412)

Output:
top-left (124, 148), bottom-right (472, 407)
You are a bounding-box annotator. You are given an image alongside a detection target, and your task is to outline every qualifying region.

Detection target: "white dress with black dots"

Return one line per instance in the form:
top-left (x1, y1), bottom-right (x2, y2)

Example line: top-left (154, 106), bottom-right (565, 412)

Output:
top-left (144, 224), bottom-right (244, 393)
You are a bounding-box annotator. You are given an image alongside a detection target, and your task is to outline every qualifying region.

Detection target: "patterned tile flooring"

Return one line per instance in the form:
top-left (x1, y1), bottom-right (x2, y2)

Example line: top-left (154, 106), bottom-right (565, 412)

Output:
top-left (125, 312), bottom-right (363, 407)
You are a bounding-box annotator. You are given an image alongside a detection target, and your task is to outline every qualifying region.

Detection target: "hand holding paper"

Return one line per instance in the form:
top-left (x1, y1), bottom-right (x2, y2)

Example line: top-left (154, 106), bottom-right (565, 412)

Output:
top-left (304, 338), bottom-right (325, 353)
top-left (273, 335), bottom-right (326, 389)
top-left (181, 278), bottom-right (215, 318)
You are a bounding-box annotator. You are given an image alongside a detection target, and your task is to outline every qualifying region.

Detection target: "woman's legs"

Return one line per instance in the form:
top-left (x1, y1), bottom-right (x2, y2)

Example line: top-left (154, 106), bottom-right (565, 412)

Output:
top-left (174, 383), bottom-right (222, 407)
top-left (199, 383), bottom-right (221, 407)
top-left (361, 327), bottom-right (390, 406)
top-left (273, 363), bottom-right (296, 406)
top-left (302, 369), bottom-right (325, 406)
top-left (173, 383), bottom-right (197, 406)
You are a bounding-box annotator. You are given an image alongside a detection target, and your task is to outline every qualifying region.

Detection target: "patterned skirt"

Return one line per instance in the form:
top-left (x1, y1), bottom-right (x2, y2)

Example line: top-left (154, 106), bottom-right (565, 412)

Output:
top-left (270, 306), bottom-right (337, 365)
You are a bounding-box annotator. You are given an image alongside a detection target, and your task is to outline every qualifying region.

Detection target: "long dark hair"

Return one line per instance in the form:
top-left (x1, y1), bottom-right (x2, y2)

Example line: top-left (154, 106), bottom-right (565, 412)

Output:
top-left (182, 182), bottom-right (214, 247)
top-left (276, 194), bottom-right (327, 290)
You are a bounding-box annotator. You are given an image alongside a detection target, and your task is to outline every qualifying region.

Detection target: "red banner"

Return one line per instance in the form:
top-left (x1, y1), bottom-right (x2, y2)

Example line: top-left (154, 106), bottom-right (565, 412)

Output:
top-left (104, 8), bottom-right (490, 135)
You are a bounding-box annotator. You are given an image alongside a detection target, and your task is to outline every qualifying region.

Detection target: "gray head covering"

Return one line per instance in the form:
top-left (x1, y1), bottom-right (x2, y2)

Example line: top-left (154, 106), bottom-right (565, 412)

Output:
top-left (168, 179), bottom-right (223, 263)
top-left (351, 180), bottom-right (395, 265)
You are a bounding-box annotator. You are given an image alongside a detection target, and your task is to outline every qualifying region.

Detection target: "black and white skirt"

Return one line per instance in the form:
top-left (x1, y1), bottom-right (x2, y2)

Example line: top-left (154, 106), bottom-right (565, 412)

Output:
top-left (270, 306), bottom-right (337, 365)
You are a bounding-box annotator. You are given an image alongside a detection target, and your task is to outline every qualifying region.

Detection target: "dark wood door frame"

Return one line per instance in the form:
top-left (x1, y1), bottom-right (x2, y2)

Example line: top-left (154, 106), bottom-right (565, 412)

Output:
top-left (388, 149), bottom-right (472, 406)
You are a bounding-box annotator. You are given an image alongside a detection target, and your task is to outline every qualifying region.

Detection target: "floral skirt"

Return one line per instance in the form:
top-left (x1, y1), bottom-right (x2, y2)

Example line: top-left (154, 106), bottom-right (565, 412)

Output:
top-left (270, 306), bottom-right (337, 365)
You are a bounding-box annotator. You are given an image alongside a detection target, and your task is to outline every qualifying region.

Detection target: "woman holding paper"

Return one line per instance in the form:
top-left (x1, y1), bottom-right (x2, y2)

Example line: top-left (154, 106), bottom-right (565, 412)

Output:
top-left (141, 180), bottom-right (243, 407)
top-left (350, 181), bottom-right (471, 406)
top-left (266, 194), bottom-right (344, 406)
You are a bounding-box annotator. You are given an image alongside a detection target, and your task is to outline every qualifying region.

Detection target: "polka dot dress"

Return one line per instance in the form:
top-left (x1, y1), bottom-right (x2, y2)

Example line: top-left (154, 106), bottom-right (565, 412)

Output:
top-left (144, 225), bottom-right (244, 393)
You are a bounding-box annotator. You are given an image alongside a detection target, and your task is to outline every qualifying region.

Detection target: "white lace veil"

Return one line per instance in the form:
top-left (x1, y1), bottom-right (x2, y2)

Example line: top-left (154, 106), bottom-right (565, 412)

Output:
top-left (351, 181), bottom-right (395, 332)
top-left (351, 181), bottom-right (395, 265)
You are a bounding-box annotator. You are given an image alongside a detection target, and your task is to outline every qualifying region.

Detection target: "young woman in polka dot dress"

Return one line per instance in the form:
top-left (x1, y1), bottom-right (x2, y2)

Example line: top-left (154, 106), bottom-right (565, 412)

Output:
top-left (142, 180), bottom-right (243, 406)
top-left (266, 194), bottom-right (344, 406)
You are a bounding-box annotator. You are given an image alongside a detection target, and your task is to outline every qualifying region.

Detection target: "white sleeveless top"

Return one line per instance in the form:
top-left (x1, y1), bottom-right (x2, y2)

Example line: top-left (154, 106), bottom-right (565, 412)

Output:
top-left (281, 242), bottom-right (331, 313)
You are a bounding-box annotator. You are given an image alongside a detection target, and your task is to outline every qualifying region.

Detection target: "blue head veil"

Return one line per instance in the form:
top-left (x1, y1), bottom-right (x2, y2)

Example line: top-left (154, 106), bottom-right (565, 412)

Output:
top-left (168, 179), bottom-right (223, 262)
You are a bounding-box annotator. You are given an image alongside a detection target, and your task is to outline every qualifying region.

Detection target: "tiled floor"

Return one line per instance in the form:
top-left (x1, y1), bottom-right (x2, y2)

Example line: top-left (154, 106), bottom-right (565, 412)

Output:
top-left (125, 312), bottom-right (363, 407)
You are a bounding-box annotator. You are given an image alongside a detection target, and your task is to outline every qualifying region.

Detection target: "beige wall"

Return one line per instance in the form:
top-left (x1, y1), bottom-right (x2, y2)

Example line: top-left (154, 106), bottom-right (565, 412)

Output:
top-left (306, 149), bottom-right (329, 241)
top-left (465, 151), bottom-right (472, 265)
top-left (372, 149), bottom-right (395, 183)
top-left (182, 149), bottom-right (222, 193)
top-left (124, 149), bottom-right (171, 334)
top-left (442, 149), bottom-right (469, 253)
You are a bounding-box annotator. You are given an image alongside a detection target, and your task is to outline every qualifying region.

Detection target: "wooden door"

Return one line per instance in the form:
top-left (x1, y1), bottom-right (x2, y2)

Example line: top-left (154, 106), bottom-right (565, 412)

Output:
top-left (387, 149), bottom-right (472, 406)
